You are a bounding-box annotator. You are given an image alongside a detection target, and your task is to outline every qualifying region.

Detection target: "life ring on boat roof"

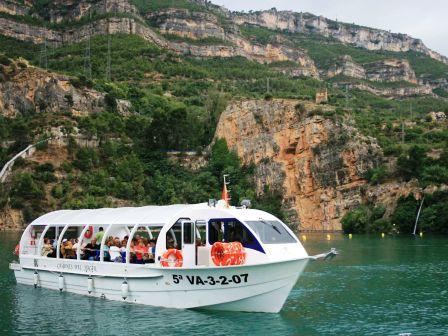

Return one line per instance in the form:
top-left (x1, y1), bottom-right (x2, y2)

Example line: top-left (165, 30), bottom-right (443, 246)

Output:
top-left (211, 242), bottom-right (246, 267)
top-left (84, 226), bottom-right (93, 239)
top-left (161, 249), bottom-right (183, 267)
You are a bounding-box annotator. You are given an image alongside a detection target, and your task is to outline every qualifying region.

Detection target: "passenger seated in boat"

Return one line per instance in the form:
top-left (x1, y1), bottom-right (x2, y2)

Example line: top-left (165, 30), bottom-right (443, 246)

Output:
top-left (47, 239), bottom-right (57, 258)
top-left (120, 239), bottom-right (128, 252)
top-left (109, 241), bottom-right (122, 263)
top-left (52, 238), bottom-right (58, 251)
top-left (103, 239), bottom-right (111, 262)
top-left (149, 239), bottom-right (156, 255)
top-left (166, 237), bottom-right (176, 249)
top-left (42, 238), bottom-right (54, 257)
top-left (145, 240), bottom-right (155, 263)
top-left (134, 239), bottom-right (147, 264)
top-left (83, 238), bottom-right (98, 260)
top-left (61, 239), bottom-right (75, 259)
top-left (140, 238), bottom-right (153, 263)
top-left (129, 240), bottom-right (136, 263)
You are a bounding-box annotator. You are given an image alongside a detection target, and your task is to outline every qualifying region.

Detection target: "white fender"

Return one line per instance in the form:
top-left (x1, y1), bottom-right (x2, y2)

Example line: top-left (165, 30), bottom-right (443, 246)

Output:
top-left (33, 271), bottom-right (39, 288)
top-left (58, 274), bottom-right (64, 292)
top-left (87, 276), bottom-right (93, 294)
top-left (121, 280), bottom-right (128, 300)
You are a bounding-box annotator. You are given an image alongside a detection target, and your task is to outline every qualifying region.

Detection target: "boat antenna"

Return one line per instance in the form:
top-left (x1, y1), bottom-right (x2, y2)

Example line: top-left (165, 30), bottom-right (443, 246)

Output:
top-left (221, 174), bottom-right (231, 206)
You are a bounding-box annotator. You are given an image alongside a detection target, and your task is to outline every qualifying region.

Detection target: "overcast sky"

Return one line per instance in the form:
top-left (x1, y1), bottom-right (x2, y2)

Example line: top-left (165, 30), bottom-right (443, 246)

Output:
top-left (213, 0), bottom-right (448, 57)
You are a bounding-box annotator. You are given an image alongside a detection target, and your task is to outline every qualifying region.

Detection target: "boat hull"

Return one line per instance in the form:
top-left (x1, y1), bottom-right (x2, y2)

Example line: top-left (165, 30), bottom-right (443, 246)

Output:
top-left (12, 258), bottom-right (308, 313)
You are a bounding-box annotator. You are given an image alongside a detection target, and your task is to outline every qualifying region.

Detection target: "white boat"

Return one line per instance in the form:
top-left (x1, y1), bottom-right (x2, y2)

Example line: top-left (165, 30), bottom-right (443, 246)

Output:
top-left (10, 198), bottom-right (335, 313)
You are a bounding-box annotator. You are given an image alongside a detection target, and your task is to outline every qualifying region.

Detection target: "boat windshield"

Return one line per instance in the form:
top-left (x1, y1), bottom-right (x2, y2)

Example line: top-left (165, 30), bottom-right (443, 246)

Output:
top-left (245, 220), bottom-right (296, 244)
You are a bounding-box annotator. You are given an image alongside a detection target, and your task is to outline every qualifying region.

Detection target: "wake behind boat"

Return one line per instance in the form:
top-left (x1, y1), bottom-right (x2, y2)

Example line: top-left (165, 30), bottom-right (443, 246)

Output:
top-left (10, 186), bottom-right (335, 313)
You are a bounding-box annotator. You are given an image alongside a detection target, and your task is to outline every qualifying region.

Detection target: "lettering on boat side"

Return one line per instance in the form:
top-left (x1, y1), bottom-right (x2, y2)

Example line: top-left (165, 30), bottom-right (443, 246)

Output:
top-left (56, 263), bottom-right (97, 273)
top-left (172, 274), bottom-right (248, 285)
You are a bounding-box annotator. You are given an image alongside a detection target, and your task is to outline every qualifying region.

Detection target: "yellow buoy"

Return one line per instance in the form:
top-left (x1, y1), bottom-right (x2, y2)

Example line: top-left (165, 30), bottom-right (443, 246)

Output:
top-left (381, 232), bottom-right (385, 238)
top-left (349, 233), bottom-right (353, 239)
top-left (302, 234), bottom-right (307, 241)
top-left (419, 232), bottom-right (423, 238)
top-left (326, 234), bottom-right (331, 241)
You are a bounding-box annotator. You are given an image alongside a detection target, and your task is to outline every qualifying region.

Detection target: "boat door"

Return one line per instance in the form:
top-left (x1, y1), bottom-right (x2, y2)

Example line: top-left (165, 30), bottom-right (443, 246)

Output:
top-left (181, 220), bottom-right (196, 267)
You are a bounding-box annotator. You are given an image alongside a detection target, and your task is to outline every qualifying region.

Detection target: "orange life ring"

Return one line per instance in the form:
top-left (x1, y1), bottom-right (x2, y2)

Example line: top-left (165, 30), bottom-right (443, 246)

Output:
top-left (161, 249), bottom-right (183, 267)
top-left (211, 242), bottom-right (246, 266)
top-left (84, 226), bottom-right (93, 239)
top-left (14, 244), bottom-right (20, 256)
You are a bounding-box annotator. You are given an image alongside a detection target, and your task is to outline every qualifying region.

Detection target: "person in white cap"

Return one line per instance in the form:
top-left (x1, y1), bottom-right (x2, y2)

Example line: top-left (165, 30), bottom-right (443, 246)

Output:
top-left (61, 239), bottom-right (73, 259)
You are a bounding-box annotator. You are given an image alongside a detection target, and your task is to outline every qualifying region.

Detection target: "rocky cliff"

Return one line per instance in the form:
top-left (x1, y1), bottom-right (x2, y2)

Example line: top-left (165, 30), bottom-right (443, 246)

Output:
top-left (0, 59), bottom-right (130, 118)
top-left (326, 56), bottom-right (418, 83)
top-left (215, 99), bottom-right (384, 230)
top-left (214, 99), bottom-right (434, 231)
top-left (0, 0), bottom-right (446, 90)
top-left (230, 9), bottom-right (448, 65)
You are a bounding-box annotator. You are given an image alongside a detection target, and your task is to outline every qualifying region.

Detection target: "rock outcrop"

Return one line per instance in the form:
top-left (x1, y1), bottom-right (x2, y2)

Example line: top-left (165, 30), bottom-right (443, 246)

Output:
top-left (0, 0), bottom-right (29, 16)
top-left (230, 9), bottom-right (448, 65)
top-left (332, 82), bottom-right (432, 98)
top-left (327, 55), bottom-right (366, 79)
top-left (215, 99), bottom-right (383, 231)
top-left (365, 59), bottom-right (417, 83)
top-left (0, 60), bottom-right (130, 118)
top-left (148, 8), bottom-right (228, 41)
top-left (148, 8), bottom-right (319, 76)
top-left (0, 0), bottom-right (446, 86)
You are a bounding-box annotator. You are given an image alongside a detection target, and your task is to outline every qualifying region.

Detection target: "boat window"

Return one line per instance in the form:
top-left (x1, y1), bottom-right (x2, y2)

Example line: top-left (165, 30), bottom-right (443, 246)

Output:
top-left (208, 220), bottom-right (224, 244)
top-left (225, 220), bottom-right (255, 245)
top-left (21, 225), bottom-right (46, 256)
top-left (183, 222), bottom-right (194, 245)
top-left (196, 221), bottom-right (206, 246)
top-left (208, 219), bottom-right (255, 245)
top-left (166, 218), bottom-right (190, 250)
top-left (245, 220), bottom-right (297, 244)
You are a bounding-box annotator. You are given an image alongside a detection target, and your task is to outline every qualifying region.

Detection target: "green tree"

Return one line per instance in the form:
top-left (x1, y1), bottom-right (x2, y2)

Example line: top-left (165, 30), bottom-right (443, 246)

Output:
top-left (397, 145), bottom-right (427, 181)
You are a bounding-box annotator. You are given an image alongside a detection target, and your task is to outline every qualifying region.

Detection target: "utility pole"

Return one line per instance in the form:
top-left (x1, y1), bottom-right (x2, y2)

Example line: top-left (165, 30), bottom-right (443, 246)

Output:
top-left (106, 24), bottom-right (111, 81)
top-left (345, 84), bottom-right (349, 110)
top-left (345, 84), bottom-right (351, 121)
top-left (84, 12), bottom-right (92, 79)
top-left (105, 0), bottom-right (111, 81)
top-left (401, 110), bottom-right (405, 144)
top-left (39, 30), bottom-right (48, 70)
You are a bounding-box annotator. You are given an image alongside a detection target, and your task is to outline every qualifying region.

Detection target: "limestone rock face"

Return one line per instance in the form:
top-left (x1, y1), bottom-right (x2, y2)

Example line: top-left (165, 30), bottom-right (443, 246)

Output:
top-left (231, 9), bottom-right (448, 65)
top-left (0, 205), bottom-right (24, 230)
top-left (0, 62), bottom-right (131, 118)
top-left (147, 8), bottom-right (227, 40)
top-left (332, 82), bottom-right (432, 98)
top-left (215, 99), bottom-right (383, 231)
top-left (147, 8), bottom-right (319, 76)
top-left (327, 55), bottom-right (366, 79)
top-left (0, 0), bottom-right (29, 16)
top-left (365, 59), bottom-right (417, 83)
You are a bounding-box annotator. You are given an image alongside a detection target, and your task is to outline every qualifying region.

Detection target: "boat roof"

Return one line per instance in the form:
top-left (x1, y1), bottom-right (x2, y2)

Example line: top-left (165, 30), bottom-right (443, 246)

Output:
top-left (31, 204), bottom-right (200, 226)
top-left (29, 202), bottom-right (278, 226)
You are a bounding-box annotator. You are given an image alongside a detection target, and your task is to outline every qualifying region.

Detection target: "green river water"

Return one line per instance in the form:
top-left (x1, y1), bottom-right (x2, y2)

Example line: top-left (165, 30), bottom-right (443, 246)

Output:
top-left (0, 231), bottom-right (447, 336)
